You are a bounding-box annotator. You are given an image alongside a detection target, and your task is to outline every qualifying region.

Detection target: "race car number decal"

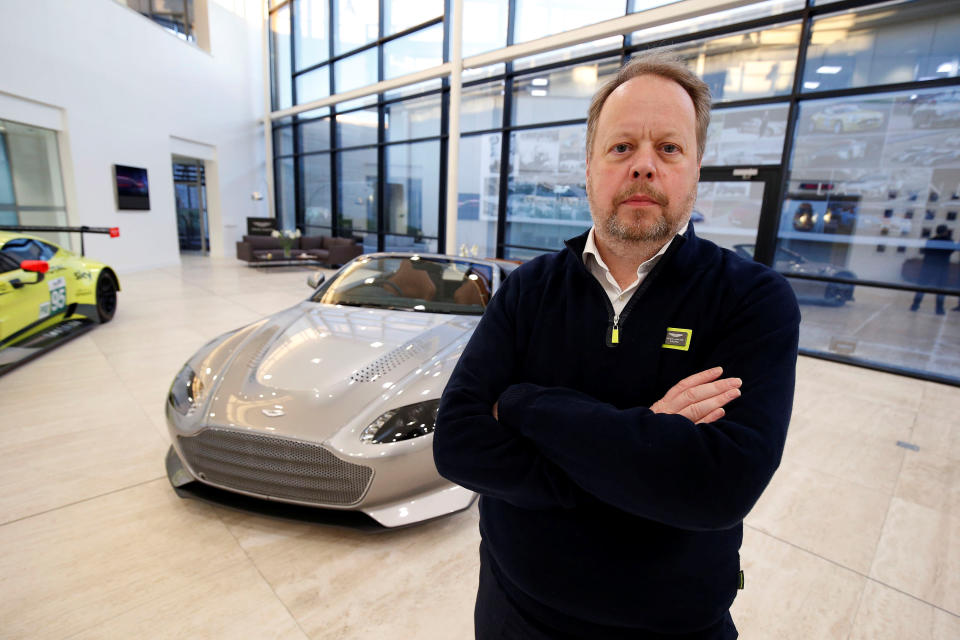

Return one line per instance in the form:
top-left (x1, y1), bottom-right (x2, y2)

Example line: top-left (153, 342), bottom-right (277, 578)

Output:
top-left (48, 277), bottom-right (67, 316)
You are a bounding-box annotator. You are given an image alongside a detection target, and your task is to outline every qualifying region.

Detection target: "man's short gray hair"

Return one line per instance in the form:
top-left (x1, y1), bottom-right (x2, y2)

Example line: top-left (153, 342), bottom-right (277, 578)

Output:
top-left (586, 51), bottom-right (712, 161)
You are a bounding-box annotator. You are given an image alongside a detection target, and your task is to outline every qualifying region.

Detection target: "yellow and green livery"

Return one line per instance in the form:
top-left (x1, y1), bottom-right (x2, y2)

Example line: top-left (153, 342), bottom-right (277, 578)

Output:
top-left (0, 231), bottom-right (120, 353)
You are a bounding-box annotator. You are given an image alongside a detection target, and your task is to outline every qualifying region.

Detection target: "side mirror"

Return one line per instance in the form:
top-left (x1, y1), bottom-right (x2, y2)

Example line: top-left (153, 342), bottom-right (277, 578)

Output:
top-left (11, 259), bottom-right (49, 288)
top-left (307, 271), bottom-right (326, 289)
top-left (21, 260), bottom-right (49, 274)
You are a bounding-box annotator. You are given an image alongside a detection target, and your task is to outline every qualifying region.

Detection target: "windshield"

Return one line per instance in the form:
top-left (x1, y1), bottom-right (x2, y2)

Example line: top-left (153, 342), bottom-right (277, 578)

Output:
top-left (310, 255), bottom-right (495, 315)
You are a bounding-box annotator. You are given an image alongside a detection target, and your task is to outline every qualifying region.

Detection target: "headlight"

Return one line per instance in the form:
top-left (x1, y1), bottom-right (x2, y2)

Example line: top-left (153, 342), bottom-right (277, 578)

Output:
top-left (360, 399), bottom-right (439, 444)
top-left (168, 364), bottom-right (209, 416)
top-left (167, 329), bottom-right (240, 416)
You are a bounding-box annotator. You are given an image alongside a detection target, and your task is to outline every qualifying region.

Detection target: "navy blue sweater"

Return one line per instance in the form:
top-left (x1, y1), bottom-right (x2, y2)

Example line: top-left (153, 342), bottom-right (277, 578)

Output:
top-left (434, 225), bottom-right (800, 635)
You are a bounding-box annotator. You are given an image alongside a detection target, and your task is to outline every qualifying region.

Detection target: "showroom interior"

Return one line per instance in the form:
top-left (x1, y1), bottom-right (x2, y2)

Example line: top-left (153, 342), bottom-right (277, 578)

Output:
top-left (1, 0), bottom-right (959, 637)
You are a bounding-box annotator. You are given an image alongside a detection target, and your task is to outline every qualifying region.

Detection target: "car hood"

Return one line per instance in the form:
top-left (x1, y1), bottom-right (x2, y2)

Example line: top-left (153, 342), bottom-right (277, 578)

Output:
top-left (201, 302), bottom-right (478, 441)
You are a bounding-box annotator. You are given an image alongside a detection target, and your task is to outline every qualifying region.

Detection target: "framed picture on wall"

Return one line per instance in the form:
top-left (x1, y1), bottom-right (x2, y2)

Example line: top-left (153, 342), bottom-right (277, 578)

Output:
top-left (114, 164), bottom-right (150, 210)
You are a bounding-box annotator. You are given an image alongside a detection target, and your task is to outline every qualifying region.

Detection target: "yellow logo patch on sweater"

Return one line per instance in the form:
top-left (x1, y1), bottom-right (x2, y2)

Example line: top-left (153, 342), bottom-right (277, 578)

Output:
top-left (662, 328), bottom-right (692, 351)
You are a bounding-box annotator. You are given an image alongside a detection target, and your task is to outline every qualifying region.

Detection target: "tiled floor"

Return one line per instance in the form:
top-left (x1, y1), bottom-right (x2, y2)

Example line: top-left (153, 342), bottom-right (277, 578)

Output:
top-left (0, 255), bottom-right (958, 639)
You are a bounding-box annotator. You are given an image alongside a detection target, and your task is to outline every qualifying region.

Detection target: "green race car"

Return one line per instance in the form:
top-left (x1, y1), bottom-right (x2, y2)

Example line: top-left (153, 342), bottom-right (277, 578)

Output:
top-left (0, 231), bottom-right (120, 364)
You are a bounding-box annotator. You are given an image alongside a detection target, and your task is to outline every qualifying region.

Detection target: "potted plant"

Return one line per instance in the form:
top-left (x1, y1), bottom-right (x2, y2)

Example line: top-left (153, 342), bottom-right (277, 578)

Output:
top-left (271, 228), bottom-right (301, 258)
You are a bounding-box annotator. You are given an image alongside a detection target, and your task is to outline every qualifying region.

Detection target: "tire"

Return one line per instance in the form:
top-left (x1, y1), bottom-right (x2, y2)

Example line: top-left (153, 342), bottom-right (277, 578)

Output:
top-left (96, 271), bottom-right (118, 322)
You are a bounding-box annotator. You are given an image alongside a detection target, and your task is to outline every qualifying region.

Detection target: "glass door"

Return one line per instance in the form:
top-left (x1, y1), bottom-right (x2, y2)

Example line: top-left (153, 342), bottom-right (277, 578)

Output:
top-left (173, 159), bottom-right (208, 254)
top-left (693, 166), bottom-right (782, 265)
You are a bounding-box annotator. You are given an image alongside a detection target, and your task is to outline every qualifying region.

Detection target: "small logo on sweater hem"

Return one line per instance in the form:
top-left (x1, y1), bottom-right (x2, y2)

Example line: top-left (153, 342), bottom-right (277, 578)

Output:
top-left (662, 328), bottom-right (692, 351)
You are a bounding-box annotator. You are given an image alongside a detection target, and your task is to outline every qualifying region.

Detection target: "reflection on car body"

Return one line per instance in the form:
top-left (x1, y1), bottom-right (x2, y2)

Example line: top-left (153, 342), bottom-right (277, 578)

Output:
top-left (165, 253), bottom-right (517, 527)
top-left (734, 244), bottom-right (856, 305)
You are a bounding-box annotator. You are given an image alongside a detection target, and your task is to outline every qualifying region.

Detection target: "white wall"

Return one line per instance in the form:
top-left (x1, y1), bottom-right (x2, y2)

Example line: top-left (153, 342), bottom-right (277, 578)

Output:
top-left (0, 0), bottom-right (269, 271)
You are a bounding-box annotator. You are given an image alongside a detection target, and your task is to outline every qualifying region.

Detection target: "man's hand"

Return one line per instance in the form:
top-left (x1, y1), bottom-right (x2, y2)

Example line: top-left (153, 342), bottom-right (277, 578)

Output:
top-left (651, 367), bottom-right (741, 424)
top-left (492, 401), bottom-right (499, 421)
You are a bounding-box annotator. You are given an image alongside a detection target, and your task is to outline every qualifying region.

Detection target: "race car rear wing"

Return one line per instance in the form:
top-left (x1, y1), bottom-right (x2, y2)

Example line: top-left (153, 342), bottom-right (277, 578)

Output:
top-left (0, 225), bottom-right (119, 256)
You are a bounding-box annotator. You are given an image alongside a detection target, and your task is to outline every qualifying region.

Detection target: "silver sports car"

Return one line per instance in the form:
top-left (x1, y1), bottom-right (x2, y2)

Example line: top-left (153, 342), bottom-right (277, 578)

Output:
top-left (165, 253), bottom-right (515, 527)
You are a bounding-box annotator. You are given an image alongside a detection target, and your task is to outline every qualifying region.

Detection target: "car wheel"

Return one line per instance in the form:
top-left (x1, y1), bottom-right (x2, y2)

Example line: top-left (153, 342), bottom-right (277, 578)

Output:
top-left (96, 271), bottom-right (118, 322)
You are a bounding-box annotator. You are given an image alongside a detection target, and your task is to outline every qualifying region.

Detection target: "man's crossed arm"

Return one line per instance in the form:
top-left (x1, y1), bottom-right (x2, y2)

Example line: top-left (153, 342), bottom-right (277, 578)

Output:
top-left (493, 367), bottom-right (741, 425)
top-left (434, 269), bottom-right (799, 531)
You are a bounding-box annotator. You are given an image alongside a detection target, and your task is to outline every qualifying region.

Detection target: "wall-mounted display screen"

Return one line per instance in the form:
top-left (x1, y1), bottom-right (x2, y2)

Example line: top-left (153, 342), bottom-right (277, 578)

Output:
top-left (114, 164), bottom-right (150, 210)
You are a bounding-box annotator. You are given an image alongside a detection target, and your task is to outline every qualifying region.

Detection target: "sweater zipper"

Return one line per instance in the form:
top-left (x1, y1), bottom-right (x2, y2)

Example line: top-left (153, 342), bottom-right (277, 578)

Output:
top-left (592, 274), bottom-right (636, 348)
top-left (575, 231), bottom-right (686, 348)
top-left (593, 282), bottom-right (621, 347)
top-left (599, 271), bottom-right (650, 348)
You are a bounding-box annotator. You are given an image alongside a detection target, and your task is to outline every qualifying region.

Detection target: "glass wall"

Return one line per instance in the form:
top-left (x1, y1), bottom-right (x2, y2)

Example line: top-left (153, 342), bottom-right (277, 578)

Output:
top-left (456, 134), bottom-right (500, 258)
top-left (460, 0), bottom-right (508, 59)
top-left (0, 119), bottom-right (69, 247)
top-left (270, 6), bottom-right (292, 111)
top-left (803, 0), bottom-right (960, 92)
top-left (776, 1), bottom-right (960, 383)
top-left (271, 0), bottom-right (444, 246)
top-left (270, 0), bottom-right (960, 384)
top-left (667, 23), bottom-right (801, 102)
top-left (385, 140), bottom-right (441, 252)
top-left (301, 152), bottom-right (332, 233)
top-left (0, 127), bottom-right (15, 227)
top-left (505, 124), bottom-right (591, 258)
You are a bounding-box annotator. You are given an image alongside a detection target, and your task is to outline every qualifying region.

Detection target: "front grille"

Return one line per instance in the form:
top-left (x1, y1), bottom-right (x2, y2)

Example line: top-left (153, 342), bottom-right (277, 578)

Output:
top-left (177, 429), bottom-right (373, 505)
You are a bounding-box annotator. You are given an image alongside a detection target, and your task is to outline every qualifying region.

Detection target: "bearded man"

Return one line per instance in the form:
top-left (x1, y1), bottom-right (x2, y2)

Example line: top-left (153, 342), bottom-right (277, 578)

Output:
top-left (434, 51), bottom-right (800, 639)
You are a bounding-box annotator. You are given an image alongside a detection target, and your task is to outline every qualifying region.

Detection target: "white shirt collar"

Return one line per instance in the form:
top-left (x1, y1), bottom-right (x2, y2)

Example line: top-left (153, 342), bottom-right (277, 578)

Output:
top-left (581, 221), bottom-right (689, 277)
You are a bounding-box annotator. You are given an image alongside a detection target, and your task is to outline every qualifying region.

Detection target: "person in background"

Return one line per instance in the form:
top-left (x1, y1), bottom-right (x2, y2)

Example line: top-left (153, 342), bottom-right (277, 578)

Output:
top-left (910, 224), bottom-right (955, 315)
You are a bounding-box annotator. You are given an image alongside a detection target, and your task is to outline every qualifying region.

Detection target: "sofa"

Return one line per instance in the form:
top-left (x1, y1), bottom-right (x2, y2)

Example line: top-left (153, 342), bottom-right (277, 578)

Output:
top-left (236, 234), bottom-right (363, 267)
